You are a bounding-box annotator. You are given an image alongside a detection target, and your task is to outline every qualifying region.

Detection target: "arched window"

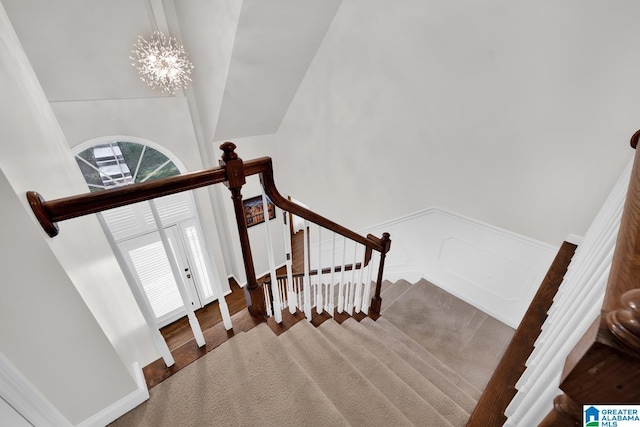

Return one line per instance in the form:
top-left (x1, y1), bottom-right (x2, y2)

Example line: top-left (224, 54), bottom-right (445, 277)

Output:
top-left (74, 138), bottom-right (181, 191)
top-left (72, 137), bottom-right (221, 327)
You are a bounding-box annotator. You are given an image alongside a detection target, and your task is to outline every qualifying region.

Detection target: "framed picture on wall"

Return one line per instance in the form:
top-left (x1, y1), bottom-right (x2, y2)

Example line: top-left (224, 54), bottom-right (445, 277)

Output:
top-left (244, 195), bottom-right (276, 228)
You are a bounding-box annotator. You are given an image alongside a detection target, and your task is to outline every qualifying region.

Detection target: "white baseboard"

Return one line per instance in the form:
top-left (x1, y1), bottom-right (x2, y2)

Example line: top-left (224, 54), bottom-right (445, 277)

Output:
top-left (381, 268), bottom-right (423, 285)
top-left (360, 207), bottom-right (559, 328)
top-left (0, 352), bottom-right (72, 426)
top-left (76, 362), bottom-right (148, 427)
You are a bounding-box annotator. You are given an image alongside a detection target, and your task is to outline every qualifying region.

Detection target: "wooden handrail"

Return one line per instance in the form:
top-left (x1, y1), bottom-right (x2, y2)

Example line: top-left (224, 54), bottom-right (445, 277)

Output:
top-left (258, 160), bottom-right (385, 253)
top-left (539, 132), bottom-right (640, 425)
top-left (29, 143), bottom-right (385, 254)
top-left (27, 142), bottom-right (391, 319)
top-left (26, 157), bottom-right (272, 237)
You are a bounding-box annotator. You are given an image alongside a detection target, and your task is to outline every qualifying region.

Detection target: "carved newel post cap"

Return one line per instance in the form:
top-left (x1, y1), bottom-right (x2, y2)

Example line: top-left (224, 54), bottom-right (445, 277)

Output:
top-left (631, 129), bottom-right (640, 149)
top-left (220, 142), bottom-right (238, 162)
top-left (607, 289), bottom-right (640, 351)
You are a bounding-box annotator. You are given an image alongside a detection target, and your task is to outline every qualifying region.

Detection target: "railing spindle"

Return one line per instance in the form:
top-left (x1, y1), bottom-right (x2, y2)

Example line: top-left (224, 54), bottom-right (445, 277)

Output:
top-left (354, 244), bottom-right (367, 313)
top-left (282, 210), bottom-right (297, 314)
top-left (303, 219), bottom-right (312, 320)
top-left (149, 199), bottom-right (206, 347)
top-left (328, 232), bottom-right (337, 314)
top-left (347, 243), bottom-right (358, 315)
top-left (361, 251), bottom-right (376, 314)
top-left (316, 226), bottom-right (323, 314)
top-left (337, 237), bottom-right (347, 313)
top-left (96, 212), bottom-right (175, 367)
top-left (261, 189), bottom-right (282, 323)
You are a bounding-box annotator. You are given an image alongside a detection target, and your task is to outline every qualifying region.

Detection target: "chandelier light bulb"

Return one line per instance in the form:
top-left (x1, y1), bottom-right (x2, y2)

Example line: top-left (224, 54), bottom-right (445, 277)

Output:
top-left (131, 30), bottom-right (194, 95)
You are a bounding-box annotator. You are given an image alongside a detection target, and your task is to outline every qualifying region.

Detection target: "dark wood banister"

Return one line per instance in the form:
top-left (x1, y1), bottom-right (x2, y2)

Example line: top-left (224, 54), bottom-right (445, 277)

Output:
top-left (538, 132), bottom-right (640, 425)
top-left (26, 142), bottom-right (391, 319)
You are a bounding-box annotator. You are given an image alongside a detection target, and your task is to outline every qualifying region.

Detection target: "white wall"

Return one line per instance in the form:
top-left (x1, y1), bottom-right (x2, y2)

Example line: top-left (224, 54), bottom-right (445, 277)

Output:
top-left (0, 397), bottom-right (30, 427)
top-left (0, 3), bottom-right (140, 423)
top-left (361, 208), bottom-right (558, 328)
top-left (276, 0), bottom-right (638, 246)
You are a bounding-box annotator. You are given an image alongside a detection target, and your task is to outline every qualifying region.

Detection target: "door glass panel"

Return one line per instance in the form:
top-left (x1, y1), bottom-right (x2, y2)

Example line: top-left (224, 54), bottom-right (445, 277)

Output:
top-left (183, 223), bottom-right (214, 300)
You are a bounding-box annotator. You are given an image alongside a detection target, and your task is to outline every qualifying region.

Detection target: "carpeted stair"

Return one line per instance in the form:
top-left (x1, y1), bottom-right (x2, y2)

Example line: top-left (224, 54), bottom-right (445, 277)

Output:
top-left (110, 279), bottom-right (513, 426)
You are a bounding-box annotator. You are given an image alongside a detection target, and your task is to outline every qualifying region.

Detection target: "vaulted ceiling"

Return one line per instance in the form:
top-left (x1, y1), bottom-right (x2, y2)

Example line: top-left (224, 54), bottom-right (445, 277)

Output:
top-left (2, 0), bottom-right (342, 148)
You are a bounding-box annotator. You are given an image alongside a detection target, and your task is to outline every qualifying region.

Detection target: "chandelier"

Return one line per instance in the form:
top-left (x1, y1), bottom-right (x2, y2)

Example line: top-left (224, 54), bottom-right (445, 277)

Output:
top-left (131, 30), bottom-right (194, 95)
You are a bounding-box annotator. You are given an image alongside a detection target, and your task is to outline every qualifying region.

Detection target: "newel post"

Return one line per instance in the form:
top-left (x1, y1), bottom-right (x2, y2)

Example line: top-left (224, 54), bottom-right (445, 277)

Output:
top-left (219, 142), bottom-right (266, 319)
top-left (368, 232), bottom-right (391, 319)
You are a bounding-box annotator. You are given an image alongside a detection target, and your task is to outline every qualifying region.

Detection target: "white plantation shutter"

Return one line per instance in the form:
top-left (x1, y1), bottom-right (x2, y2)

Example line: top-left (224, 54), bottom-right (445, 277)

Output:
top-left (141, 193), bottom-right (193, 228)
top-left (102, 192), bottom-right (196, 242)
top-left (125, 236), bottom-right (184, 322)
top-left (183, 220), bottom-right (214, 300)
top-left (101, 202), bottom-right (152, 241)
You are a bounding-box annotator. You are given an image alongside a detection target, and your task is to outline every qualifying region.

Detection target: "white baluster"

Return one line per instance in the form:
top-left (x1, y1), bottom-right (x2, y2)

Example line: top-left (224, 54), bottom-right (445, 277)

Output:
top-left (328, 232), bottom-right (337, 315)
top-left (361, 251), bottom-right (376, 314)
top-left (337, 237), bottom-right (347, 313)
top-left (347, 243), bottom-right (358, 315)
top-left (97, 212), bottom-right (175, 367)
top-left (261, 190), bottom-right (281, 323)
top-left (296, 276), bottom-right (303, 310)
top-left (282, 211), bottom-right (296, 314)
top-left (354, 244), bottom-right (366, 313)
top-left (263, 281), bottom-right (273, 317)
top-left (303, 220), bottom-right (312, 320)
top-left (278, 277), bottom-right (287, 309)
top-left (149, 200), bottom-right (205, 347)
top-left (316, 226), bottom-right (323, 314)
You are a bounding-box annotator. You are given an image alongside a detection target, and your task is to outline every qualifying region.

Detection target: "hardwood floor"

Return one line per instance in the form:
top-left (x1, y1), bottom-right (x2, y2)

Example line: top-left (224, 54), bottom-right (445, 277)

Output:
top-left (159, 228), bottom-right (304, 352)
top-left (144, 228), bottom-right (308, 388)
top-left (160, 278), bottom-right (247, 350)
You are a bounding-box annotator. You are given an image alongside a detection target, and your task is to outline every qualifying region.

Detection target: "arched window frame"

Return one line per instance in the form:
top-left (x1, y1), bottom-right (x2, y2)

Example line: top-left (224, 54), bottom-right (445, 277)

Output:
top-left (72, 135), bottom-right (187, 191)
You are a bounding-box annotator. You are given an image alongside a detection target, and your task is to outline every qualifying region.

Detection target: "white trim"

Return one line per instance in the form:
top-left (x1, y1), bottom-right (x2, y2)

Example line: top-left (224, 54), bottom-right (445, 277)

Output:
top-left (380, 269), bottom-right (424, 285)
top-left (0, 352), bottom-right (72, 427)
top-left (76, 362), bottom-right (148, 427)
top-left (564, 233), bottom-right (584, 246)
top-left (255, 262), bottom-right (287, 285)
top-left (360, 207), bottom-right (559, 328)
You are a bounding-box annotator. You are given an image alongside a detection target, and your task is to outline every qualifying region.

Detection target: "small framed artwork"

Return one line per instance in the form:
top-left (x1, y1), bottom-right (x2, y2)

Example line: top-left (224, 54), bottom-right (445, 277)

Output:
top-left (243, 195), bottom-right (276, 227)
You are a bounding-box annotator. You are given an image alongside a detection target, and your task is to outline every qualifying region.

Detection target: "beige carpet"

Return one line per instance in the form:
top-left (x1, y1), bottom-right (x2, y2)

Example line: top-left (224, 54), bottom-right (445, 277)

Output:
top-left (381, 279), bottom-right (514, 390)
top-left (110, 279), bottom-right (513, 426)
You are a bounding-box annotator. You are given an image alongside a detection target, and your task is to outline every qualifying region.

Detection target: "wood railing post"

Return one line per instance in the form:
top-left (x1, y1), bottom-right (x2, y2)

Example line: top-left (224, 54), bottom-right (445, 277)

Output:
top-left (219, 142), bottom-right (266, 319)
top-left (538, 394), bottom-right (581, 427)
top-left (368, 232), bottom-right (391, 319)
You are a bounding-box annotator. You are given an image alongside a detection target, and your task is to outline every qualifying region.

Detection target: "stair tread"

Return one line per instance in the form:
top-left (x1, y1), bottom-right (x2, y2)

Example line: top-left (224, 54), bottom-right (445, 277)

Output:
top-left (279, 319), bottom-right (414, 427)
top-left (111, 323), bottom-right (349, 426)
top-left (380, 279), bottom-right (413, 309)
top-left (318, 318), bottom-right (459, 426)
top-left (364, 316), bottom-right (483, 400)
top-left (344, 317), bottom-right (477, 417)
top-left (381, 279), bottom-right (514, 390)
